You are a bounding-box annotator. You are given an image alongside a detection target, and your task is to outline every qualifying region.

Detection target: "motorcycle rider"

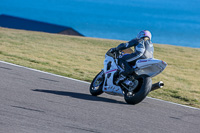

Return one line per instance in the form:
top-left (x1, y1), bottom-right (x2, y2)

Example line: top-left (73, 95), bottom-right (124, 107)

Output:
top-left (110, 30), bottom-right (154, 84)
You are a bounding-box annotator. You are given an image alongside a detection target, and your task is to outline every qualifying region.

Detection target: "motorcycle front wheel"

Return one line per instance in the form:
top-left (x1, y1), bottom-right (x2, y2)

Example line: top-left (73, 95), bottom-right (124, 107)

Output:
top-left (124, 75), bottom-right (152, 105)
top-left (90, 70), bottom-right (104, 96)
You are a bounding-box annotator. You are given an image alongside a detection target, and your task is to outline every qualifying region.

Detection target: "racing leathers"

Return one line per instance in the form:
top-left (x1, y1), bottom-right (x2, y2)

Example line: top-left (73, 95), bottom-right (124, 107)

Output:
top-left (115, 37), bottom-right (154, 78)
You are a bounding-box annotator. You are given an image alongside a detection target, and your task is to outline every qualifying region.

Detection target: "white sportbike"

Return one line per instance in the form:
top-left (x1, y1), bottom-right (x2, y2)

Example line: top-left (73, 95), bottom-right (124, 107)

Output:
top-left (90, 49), bottom-right (167, 104)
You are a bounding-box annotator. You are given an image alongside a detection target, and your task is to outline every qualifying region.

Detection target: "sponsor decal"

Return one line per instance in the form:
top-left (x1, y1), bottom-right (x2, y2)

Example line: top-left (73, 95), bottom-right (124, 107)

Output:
top-left (137, 60), bottom-right (148, 63)
top-left (105, 69), bottom-right (117, 74)
top-left (137, 58), bottom-right (153, 63)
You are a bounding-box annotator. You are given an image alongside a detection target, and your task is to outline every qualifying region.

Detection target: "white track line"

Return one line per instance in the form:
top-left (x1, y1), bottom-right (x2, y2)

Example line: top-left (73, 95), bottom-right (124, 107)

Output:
top-left (0, 60), bottom-right (89, 84)
top-left (0, 60), bottom-right (200, 111)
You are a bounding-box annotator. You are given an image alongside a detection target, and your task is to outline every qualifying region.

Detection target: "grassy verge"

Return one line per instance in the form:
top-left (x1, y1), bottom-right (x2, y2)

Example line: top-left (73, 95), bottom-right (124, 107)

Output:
top-left (0, 27), bottom-right (200, 108)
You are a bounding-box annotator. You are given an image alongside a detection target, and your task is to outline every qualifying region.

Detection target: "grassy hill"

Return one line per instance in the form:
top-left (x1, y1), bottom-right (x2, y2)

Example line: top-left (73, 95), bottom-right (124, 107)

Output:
top-left (0, 27), bottom-right (200, 108)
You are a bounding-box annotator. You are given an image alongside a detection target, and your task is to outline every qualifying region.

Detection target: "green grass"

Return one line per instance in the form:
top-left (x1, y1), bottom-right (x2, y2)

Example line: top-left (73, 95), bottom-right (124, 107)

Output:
top-left (1, 27), bottom-right (200, 108)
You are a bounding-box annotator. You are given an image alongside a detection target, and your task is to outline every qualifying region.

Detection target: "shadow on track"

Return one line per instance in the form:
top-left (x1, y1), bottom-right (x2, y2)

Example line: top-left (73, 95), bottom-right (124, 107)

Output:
top-left (33, 89), bottom-right (125, 104)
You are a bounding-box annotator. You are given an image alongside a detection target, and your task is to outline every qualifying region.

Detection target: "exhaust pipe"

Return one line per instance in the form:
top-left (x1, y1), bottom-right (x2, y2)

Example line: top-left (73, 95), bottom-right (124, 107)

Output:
top-left (151, 81), bottom-right (164, 91)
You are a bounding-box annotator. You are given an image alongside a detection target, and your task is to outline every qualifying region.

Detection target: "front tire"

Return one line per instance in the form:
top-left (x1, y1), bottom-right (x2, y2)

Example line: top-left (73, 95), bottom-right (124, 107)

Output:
top-left (124, 75), bottom-right (152, 105)
top-left (90, 70), bottom-right (104, 96)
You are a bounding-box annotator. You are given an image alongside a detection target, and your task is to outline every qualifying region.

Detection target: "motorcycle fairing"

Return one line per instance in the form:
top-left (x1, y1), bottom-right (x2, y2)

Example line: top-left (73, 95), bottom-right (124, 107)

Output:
top-left (103, 56), bottom-right (124, 95)
top-left (134, 58), bottom-right (167, 77)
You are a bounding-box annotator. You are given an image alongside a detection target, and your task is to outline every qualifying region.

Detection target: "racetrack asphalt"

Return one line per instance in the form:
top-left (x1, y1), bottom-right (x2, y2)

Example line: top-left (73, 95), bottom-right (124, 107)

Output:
top-left (0, 61), bottom-right (200, 133)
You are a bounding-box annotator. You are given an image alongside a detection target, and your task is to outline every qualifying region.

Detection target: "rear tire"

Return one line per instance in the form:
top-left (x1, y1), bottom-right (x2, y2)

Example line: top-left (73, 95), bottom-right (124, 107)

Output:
top-left (90, 70), bottom-right (104, 96)
top-left (124, 75), bottom-right (152, 105)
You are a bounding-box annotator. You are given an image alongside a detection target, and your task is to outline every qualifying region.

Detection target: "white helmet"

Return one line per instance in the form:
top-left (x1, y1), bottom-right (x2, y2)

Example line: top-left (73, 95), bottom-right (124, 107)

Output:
top-left (137, 30), bottom-right (152, 40)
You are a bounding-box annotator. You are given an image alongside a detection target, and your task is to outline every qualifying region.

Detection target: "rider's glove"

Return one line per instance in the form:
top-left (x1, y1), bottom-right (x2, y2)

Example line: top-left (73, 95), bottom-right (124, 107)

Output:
top-left (110, 48), bottom-right (116, 53)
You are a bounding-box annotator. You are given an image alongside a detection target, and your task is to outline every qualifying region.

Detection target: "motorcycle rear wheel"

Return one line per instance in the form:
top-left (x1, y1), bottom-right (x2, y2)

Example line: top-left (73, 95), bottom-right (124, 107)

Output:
top-left (124, 75), bottom-right (152, 105)
top-left (90, 70), bottom-right (104, 96)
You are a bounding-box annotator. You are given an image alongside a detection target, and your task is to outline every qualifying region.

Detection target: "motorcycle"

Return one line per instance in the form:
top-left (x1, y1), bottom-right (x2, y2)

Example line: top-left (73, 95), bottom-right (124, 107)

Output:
top-left (89, 49), bottom-right (167, 104)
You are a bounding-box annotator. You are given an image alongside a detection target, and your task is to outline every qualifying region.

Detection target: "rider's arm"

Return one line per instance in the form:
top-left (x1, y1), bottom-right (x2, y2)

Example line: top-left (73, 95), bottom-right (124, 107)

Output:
top-left (116, 38), bottom-right (140, 51)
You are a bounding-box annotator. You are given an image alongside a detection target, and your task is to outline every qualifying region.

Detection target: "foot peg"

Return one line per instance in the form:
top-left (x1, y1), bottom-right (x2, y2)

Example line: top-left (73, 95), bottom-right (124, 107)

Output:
top-left (115, 74), bottom-right (126, 85)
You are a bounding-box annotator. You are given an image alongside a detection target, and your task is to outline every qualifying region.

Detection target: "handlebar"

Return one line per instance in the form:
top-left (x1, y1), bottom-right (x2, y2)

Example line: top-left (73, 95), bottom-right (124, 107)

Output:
top-left (106, 48), bottom-right (120, 59)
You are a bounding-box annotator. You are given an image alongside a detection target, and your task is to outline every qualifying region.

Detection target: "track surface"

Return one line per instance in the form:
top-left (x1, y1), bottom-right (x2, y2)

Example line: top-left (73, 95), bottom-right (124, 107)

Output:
top-left (0, 61), bottom-right (200, 133)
